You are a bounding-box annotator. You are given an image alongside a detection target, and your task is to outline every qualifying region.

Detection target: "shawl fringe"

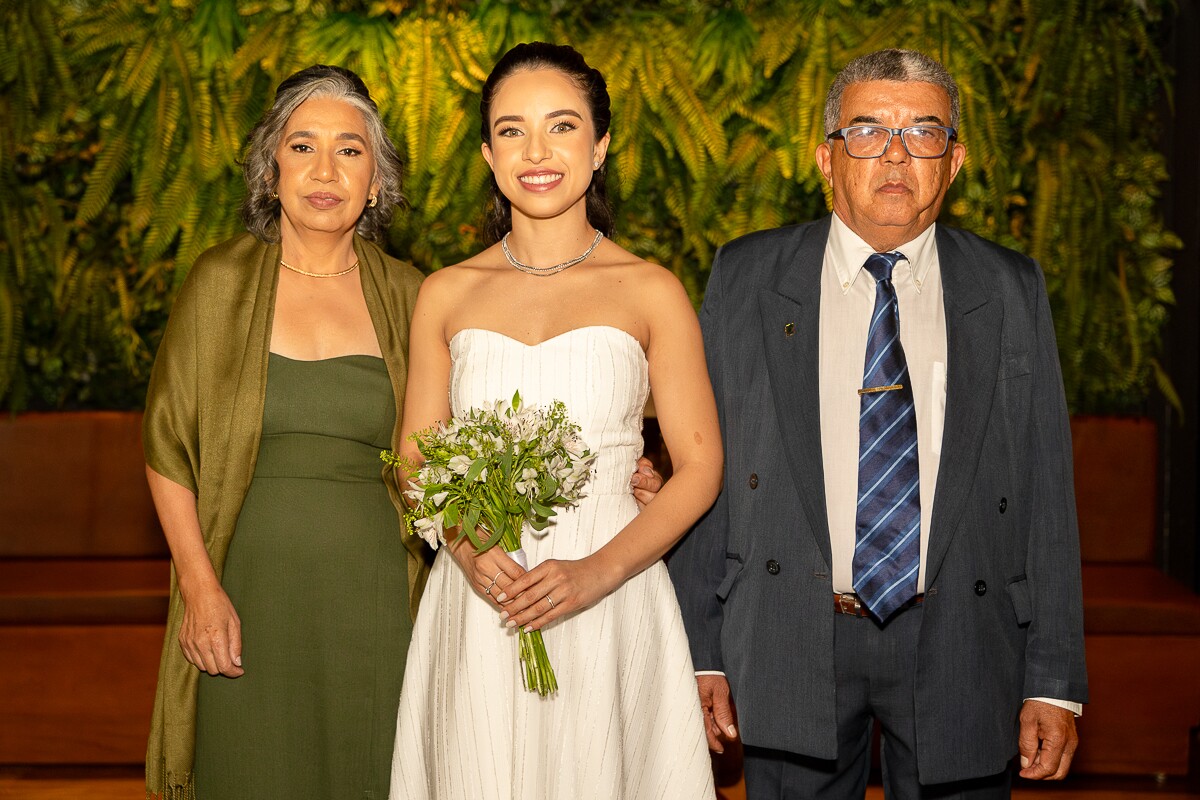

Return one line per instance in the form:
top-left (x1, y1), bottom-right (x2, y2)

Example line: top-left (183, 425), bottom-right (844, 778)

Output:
top-left (147, 764), bottom-right (195, 800)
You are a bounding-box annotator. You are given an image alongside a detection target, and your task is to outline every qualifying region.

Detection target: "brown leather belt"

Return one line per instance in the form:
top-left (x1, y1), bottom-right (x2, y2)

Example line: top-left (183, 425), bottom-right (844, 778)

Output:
top-left (833, 592), bottom-right (924, 618)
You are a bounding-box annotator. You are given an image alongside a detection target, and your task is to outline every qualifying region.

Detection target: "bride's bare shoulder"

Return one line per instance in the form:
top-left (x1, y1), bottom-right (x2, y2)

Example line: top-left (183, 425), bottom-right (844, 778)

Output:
top-left (419, 247), bottom-right (506, 294)
top-left (601, 243), bottom-right (690, 299)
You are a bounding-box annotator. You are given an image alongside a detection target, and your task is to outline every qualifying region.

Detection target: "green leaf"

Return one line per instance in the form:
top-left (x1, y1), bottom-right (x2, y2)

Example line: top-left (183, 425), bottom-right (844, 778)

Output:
top-left (464, 457), bottom-right (487, 483)
top-left (477, 517), bottom-right (506, 552)
top-left (462, 506), bottom-right (481, 544)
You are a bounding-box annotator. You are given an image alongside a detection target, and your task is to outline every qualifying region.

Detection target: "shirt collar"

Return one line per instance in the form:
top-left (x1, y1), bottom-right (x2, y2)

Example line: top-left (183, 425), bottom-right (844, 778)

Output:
top-left (828, 213), bottom-right (938, 295)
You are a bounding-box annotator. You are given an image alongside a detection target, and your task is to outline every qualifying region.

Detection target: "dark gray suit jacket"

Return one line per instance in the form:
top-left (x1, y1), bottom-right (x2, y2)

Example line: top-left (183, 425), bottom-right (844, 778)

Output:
top-left (669, 217), bottom-right (1088, 784)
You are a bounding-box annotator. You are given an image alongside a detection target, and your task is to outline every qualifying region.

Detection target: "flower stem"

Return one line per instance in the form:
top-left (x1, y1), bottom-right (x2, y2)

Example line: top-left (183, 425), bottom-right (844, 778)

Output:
top-left (518, 628), bottom-right (557, 696)
top-left (503, 514), bottom-right (557, 695)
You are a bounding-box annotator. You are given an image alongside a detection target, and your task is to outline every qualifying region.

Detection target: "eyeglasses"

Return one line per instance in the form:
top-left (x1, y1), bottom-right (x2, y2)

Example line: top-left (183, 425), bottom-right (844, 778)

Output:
top-left (826, 125), bottom-right (957, 159)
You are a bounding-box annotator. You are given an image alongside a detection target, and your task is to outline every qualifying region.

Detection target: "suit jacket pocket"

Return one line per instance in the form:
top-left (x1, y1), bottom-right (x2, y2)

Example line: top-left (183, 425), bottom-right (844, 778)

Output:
top-left (716, 555), bottom-right (744, 601)
top-left (1006, 574), bottom-right (1032, 626)
top-left (1000, 351), bottom-right (1031, 381)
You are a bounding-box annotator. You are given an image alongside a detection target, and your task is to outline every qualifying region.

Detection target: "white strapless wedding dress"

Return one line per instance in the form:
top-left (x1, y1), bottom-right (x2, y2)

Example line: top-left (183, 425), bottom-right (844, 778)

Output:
top-left (390, 326), bottom-right (714, 800)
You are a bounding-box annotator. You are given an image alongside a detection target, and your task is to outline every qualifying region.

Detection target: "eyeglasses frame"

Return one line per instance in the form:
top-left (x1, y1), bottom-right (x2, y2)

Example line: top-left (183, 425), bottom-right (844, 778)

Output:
top-left (825, 125), bottom-right (959, 159)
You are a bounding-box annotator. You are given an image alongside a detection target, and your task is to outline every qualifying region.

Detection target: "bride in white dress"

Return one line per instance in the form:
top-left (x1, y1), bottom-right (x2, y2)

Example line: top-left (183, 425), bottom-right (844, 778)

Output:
top-left (390, 43), bottom-right (721, 800)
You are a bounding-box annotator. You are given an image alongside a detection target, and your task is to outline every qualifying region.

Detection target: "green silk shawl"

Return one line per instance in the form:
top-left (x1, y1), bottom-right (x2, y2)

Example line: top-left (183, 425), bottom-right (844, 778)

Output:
top-left (142, 233), bottom-right (429, 799)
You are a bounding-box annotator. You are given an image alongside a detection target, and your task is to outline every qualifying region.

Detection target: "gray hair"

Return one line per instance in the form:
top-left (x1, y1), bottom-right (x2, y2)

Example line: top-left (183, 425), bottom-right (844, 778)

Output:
top-left (823, 49), bottom-right (961, 135)
top-left (240, 65), bottom-right (404, 243)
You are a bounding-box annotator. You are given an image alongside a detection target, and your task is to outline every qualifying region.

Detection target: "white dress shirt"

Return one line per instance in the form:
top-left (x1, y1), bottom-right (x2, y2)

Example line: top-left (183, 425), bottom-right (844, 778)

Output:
top-left (820, 214), bottom-right (945, 596)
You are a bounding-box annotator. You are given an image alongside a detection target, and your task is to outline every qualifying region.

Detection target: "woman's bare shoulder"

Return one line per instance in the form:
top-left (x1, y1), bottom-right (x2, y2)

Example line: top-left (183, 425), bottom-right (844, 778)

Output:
top-left (419, 249), bottom-right (503, 293)
top-left (601, 246), bottom-right (692, 307)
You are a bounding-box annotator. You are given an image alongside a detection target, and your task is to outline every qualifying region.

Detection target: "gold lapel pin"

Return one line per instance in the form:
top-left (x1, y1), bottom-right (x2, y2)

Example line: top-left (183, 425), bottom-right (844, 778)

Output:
top-left (784, 322), bottom-right (795, 337)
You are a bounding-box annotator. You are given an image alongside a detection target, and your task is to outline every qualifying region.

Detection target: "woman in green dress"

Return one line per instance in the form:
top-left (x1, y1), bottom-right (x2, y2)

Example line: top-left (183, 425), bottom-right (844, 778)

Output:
top-left (142, 65), bottom-right (426, 799)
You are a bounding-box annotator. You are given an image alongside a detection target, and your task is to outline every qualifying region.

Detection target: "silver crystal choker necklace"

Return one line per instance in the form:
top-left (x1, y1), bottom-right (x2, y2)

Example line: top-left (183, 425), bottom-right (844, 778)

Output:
top-left (501, 230), bottom-right (603, 276)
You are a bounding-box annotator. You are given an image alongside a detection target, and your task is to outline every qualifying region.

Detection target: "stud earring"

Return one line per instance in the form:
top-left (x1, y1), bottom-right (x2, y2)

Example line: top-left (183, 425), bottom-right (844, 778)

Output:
top-left (270, 190), bottom-right (279, 200)
top-left (593, 160), bottom-right (600, 170)
top-left (367, 195), bottom-right (378, 208)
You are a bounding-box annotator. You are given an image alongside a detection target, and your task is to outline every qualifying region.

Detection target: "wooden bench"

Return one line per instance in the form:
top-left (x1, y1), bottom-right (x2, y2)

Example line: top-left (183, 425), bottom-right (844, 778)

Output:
top-left (0, 412), bottom-right (168, 764)
top-left (1072, 416), bottom-right (1200, 778)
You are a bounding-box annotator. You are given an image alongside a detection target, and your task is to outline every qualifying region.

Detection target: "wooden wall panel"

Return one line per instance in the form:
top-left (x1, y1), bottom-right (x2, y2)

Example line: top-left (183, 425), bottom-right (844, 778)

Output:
top-left (1073, 634), bottom-right (1200, 776)
top-left (0, 625), bottom-right (162, 764)
top-left (0, 413), bottom-right (165, 558)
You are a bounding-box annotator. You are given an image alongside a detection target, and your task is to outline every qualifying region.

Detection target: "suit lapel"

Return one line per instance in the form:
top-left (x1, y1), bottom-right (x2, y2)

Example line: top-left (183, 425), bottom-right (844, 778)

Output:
top-left (925, 228), bottom-right (1001, 580)
top-left (760, 218), bottom-right (833, 567)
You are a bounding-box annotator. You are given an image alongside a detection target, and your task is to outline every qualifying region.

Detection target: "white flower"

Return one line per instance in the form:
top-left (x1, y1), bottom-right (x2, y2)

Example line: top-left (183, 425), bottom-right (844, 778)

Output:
top-left (412, 511), bottom-right (445, 549)
top-left (448, 454), bottom-right (473, 475)
top-left (515, 467), bottom-right (540, 496)
top-left (403, 479), bottom-right (425, 504)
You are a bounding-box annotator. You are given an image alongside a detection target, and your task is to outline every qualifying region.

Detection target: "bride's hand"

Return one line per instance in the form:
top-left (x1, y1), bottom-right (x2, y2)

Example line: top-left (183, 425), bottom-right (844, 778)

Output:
top-left (497, 555), bottom-right (620, 632)
top-left (446, 533), bottom-right (526, 609)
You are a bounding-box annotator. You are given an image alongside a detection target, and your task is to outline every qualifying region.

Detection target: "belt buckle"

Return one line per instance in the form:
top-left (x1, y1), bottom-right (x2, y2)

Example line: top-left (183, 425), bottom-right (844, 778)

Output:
top-left (836, 593), bottom-right (863, 616)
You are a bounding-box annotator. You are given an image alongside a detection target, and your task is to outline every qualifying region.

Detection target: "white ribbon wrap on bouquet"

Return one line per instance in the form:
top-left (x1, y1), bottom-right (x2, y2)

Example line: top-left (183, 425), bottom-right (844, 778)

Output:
top-left (509, 547), bottom-right (529, 571)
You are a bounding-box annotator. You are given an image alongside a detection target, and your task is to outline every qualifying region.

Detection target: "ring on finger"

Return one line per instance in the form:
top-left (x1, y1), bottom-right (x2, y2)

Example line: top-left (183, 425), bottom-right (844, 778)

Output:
top-left (545, 594), bottom-right (555, 609)
top-left (485, 570), bottom-right (503, 594)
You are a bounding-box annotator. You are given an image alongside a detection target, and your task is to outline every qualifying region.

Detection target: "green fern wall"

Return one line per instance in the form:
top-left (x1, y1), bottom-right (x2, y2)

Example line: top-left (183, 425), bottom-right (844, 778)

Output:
top-left (0, 0), bottom-right (1180, 413)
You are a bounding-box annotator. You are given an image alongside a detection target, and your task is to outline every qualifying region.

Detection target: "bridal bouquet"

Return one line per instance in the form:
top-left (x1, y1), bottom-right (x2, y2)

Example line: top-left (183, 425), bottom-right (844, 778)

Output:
top-left (381, 391), bottom-right (596, 696)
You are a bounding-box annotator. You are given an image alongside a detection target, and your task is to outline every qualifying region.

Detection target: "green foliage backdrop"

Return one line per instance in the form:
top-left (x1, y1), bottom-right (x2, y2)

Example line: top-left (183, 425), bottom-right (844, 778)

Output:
top-left (0, 0), bottom-right (1180, 413)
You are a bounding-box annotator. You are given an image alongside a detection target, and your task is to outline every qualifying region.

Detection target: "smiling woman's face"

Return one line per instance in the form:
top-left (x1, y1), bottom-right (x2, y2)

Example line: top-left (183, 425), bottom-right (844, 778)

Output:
top-left (273, 95), bottom-right (380, 240)
top-left (481, 67), bottom-right (609, 226)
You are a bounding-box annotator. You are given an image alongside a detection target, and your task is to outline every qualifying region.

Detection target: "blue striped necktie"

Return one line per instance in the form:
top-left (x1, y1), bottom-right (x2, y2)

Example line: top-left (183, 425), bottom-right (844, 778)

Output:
top-left (853, 251), bottom-right (921, 622)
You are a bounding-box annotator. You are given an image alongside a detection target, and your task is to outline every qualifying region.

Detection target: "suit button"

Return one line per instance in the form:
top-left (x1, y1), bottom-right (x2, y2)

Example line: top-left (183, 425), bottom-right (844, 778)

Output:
top-left (974, 580), bottom-right (987, 596)
top-left (998, 497), bottom-right (1008, 514)
top-left (766, 560), bottom-right (781, 575)
top-left (749, 473), bottom-right (759, 489)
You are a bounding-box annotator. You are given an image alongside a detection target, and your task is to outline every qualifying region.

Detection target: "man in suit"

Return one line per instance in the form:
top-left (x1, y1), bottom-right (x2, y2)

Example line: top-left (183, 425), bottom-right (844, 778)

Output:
top-left (669, 48), bottom-right (1087, 798)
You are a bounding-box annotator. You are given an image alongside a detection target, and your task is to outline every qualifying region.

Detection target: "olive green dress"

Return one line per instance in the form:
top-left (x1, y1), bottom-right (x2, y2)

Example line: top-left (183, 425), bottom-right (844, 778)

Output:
top-left (194, 353), bottom-right (411, 799)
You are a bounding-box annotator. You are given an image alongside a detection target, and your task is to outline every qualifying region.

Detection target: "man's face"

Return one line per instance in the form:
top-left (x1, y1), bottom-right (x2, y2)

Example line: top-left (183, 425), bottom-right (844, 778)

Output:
top-left (815, 80), bottom-right (966, 252)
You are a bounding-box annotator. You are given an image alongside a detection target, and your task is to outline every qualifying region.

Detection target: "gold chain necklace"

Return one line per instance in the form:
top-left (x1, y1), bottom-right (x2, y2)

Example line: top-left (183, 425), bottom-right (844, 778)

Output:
top-left (279, 258), bottom-right (360, 278)
top-left (501, 230), bottom-right (603, 276)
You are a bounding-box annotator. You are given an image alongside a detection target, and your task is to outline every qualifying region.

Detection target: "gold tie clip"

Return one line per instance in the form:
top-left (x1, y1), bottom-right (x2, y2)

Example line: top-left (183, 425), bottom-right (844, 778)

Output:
top-left (858, 384), bottom-right (904, 395)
